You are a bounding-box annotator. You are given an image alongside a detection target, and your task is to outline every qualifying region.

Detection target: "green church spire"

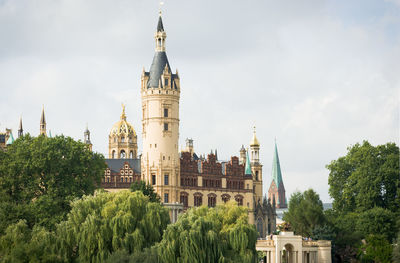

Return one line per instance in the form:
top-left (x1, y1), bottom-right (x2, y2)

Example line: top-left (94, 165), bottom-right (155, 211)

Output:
top-left (245, 149), bottom-right (252, 175)
top-left (271, 142), bottom-right (283, 188)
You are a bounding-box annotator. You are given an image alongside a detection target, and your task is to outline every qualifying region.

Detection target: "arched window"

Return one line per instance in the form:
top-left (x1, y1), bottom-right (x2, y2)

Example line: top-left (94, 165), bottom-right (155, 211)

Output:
top-left (235, 195), bottom-right (244, 206)
top-left (129, 151), bottom-right (133, 159)
top-left (180, 192), bottom-right (189, 208)
top-left (120, 150), bottom-right (126, 158)
top-left (221, 194), bottom-right (230, 203)
top-left (121, 137), bottom-right (125, 143)
top-left (112, 150), bottom-right (115, 159)
top-left (194, 192), bottom-right (203, 207)
top-left (207, 193), bottom-right (217, 208)
top-left (158, 38), bottom-right (162, 47)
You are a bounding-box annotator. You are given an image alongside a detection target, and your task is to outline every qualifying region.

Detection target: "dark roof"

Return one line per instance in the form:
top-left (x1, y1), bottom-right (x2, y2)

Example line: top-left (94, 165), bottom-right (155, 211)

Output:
top-left (157, 16), bottom-right (164, 32)
top-left (105, 159), bottom-right (141, 174)
top-left (147, 51), bottom-right (171, 88)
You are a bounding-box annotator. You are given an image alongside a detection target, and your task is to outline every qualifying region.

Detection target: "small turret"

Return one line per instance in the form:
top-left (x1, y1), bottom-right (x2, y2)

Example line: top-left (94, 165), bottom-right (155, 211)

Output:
top-left (84, 124), bottom-right (92, 151)
top-left (239, 145), bottom-right (246, 165)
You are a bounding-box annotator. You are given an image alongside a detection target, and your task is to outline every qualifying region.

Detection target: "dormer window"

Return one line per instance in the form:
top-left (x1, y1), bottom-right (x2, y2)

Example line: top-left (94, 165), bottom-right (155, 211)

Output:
top-left (165, 78), bottom-right (168, 86)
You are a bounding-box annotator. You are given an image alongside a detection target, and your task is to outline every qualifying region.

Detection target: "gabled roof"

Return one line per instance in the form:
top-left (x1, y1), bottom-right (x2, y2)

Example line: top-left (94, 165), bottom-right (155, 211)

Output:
top-left (105, 159), bottom-right (141, 174)
top-left (271, 142), bottom-right (284, 189)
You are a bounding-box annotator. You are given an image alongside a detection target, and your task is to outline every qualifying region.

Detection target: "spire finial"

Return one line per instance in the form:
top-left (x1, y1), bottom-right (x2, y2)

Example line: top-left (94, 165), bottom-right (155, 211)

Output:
top-left (159, 1), bottom-right (164, 16)
top-left (121, 103), bottom-right (126, 120)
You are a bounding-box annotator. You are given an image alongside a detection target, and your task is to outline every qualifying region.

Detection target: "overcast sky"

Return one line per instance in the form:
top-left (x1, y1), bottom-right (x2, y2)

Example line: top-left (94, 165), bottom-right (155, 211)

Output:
top-left (0, 0), bottom-right (399, 202)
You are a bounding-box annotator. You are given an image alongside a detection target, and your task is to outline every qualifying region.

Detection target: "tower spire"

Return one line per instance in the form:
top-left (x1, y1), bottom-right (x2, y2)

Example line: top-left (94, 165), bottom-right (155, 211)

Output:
top-left (18, 116), bottom-right (23, 138)
top-left (40, 105), bottom-right (46, 136)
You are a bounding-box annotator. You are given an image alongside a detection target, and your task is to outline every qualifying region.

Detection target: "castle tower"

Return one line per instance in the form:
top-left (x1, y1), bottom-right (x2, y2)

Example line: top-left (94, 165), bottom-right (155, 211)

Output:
top-left (250, 127), bottom-right (263, 204)
top-left (84, 124), bottom-right (92, 151)
top-left (268, 142), bottom-right (287, 208)
top-left (40, 106), bottom-right (46, 136)
top-left (18, 117), bottom-right (23, 138)
top-left (109, 104), bottom-right (138, 159)
top-left (141, 13), bottom-right (181, 205)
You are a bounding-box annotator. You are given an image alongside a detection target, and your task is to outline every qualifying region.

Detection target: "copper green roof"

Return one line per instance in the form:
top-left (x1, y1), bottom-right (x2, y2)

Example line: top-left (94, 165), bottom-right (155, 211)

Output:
top-left (6, 132), bottom-right (14, 145)
top-left (271, 142), bottom-right (283, 189)
top-left (245, 150), bottom-right (252, 175)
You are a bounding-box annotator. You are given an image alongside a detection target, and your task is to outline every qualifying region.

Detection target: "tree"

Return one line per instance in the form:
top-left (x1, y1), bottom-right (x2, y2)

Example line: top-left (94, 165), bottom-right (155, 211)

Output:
top-left (356, 207), bottom-right (396, 242)
top-left (393, 231), bottom-right (400, 263)
top-left (326, 141), bottom-right (400, 262)
top-left (130, 180), bottom-right (161, 203)
top-left (0, 220), bottom-right (60, 263)
top-left (158, 201), bottom-right (258, 263)
top-left (283, 189), bottom-right (325, 237)
top-left (327, 141), bottom-right (399, 213)
top-left (0, 134), bottom-right (106, 232)
top-left (53, 190), bottom-right (170, 262)
top-left (358, 235), bottom-right (392, 263)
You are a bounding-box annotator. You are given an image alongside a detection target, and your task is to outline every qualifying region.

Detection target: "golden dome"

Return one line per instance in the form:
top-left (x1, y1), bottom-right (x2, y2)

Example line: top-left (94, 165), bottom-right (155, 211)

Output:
top-left (250, 126), bottom-right (260, 146)
top-left (110, 104), bottom-right (136, 137)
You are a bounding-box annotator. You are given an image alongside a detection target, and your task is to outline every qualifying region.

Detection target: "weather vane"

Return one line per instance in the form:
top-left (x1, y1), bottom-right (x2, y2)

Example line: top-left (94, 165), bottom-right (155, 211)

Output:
top-left (159, 1), bottom-right (164, 15)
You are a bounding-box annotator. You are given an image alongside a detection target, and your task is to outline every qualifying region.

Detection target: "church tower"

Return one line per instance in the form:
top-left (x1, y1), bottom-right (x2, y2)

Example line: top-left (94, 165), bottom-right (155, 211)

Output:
top-left (141, 13), bottom-right (181, 204)
top-left (268, 142), bottom-right (287, 208)
top-left (109, 105), bottom-right (138, 159)
top-left (250, 127), bottom-right (263, 204)
top-left (40, 106), bottom-right (46, 136)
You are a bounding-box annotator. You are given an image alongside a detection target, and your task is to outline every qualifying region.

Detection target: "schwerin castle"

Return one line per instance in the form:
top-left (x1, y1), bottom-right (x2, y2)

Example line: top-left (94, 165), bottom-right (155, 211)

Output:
top-left (1, 12), bottom-right (332, 263)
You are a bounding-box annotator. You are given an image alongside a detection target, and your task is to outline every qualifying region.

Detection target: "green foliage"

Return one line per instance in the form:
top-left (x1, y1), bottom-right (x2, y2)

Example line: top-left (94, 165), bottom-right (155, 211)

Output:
top-left (326, 141), bottom-right (400, 262)
top-left (393, 231), bottom-right (400, 263)
top-left (356, 207), bottom-right (396, 242)
top-left (0, 220), bottom-right (61, 263)
top-left (158, 201), bottom-right (258, 263)
top-left (130, 180), bottom-right (161, 203)
top-left (358, 235), bottom-right (393, 263)
top-left (0, 134), bottom-right (106, 232)
top-left (53, 190), bottom-right (170, 262)
top-left (327, 141), bottom-right (399, 213)
top-left (106, 247), bottom-right (160, 263)
top-left (283, 189), bottom-right (325, 237)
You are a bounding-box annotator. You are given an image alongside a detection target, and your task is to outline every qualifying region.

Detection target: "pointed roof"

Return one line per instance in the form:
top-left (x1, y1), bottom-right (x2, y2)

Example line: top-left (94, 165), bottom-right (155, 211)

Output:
top-left (271, 142), bottom-right (283, 188)
top-left (19, 117), bottom-right (23, 131)
top-left (40, 106), bottom-right (46, 124)
top-left (157, 15), bottom-right (164, 32)
top-left (250, 127), bottom-right (260, 146)
top-left (245, 150), bottom-right (252, 175)
top-left (6, 132), bottom-right (14, 145)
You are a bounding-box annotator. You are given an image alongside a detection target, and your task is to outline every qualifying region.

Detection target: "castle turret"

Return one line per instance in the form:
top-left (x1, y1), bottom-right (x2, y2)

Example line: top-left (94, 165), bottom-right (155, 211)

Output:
top-left (239, 145), bottom-right (246, 165)
top-left (141, 12), bottom-right (181, 205)
top-left (250, 127), bottom-right (263, 203)
top-left (84, 124), bottom-right (92, 151)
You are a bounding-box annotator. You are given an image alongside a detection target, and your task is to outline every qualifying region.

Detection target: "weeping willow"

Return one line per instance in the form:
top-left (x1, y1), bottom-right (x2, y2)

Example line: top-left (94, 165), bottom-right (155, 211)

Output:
top-left (158, 201), bottom-right (258, 263)
top-left (53, 190), bottom-right (170, 262)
